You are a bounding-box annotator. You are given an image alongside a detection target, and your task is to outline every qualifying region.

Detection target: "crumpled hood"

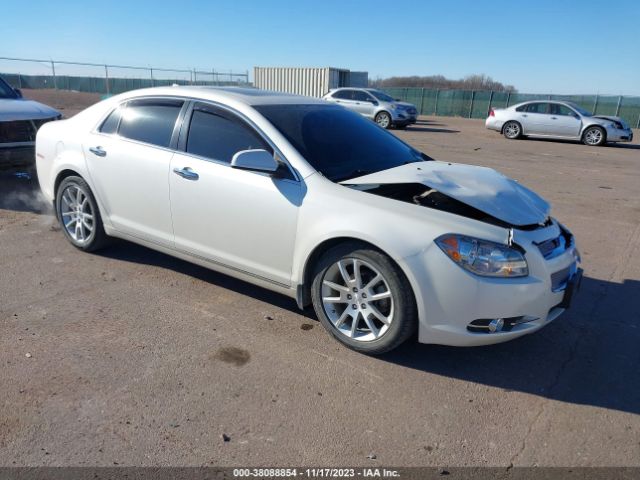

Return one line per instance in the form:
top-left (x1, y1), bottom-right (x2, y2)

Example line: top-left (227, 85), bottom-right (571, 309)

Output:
top-left (593, 115), bottom-right (629, 129)
top-left (341, 161), bottom-right (550, 227)
top-left (0, 98), bottom-right (61, 122)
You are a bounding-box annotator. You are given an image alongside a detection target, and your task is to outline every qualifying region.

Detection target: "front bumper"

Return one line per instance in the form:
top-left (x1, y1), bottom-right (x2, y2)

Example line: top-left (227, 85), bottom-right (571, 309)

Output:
top-left (392, 109), bottom-right (418, 125)
top-left (606, 127), bottom-right (633, 142)
top-left (403, 220), bottom-right (581, 346)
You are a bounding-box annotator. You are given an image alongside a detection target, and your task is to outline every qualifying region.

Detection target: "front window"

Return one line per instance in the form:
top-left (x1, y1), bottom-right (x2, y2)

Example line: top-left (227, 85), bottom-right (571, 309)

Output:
top-left (566, 102), bottom-right (592, 117)
top-left (255, 104), bottom-right (427, 182)
top-left (368, 90), bottom-right (395, 102)
top-left (0, 77), bottom-right (18, 99)
top-left (186, 103), bottom-right (270, 163)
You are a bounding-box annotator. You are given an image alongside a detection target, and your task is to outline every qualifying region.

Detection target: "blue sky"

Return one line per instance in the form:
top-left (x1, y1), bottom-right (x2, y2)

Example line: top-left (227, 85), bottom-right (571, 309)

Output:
top-left (2, 0), bottom-right (639, 95)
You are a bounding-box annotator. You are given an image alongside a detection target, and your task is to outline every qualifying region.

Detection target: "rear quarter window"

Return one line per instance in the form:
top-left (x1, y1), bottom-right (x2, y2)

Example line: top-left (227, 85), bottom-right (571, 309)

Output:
top-left (99, 106), bottom-right (122, 134)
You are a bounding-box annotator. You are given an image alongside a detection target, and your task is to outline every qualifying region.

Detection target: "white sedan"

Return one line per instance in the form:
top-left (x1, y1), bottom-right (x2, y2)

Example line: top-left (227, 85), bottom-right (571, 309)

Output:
top-left (36, 86), bottom-right (581, 354)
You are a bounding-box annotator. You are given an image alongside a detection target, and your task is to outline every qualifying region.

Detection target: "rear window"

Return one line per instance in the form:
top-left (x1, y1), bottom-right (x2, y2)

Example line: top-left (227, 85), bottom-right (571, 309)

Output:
top-left (118, 99), bottom-right (184, 148)
top-left (332, 90), bottom-right (353, 100)
top-left (99, 106), bottom-right (122, 134)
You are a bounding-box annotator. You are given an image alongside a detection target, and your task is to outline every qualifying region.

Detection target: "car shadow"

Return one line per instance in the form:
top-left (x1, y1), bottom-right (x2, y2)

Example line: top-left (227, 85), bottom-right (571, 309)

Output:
top-left (97, 239), bottom-right (316, 319)
top-left (379, 275), bottom-right (640, 416)
top-left (523, 136), bottom-right (639, 149)
top-left (100, 237), bottom-right (640, 416)
top-left (402, 126), bottom-right (460, 133)
top-left (3, 171), bottom-right (639, 416)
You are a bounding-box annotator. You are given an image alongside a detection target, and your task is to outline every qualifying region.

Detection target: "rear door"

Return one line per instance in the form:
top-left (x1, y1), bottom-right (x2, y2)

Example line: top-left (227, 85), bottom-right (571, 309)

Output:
top-left (519, 102), bottom-right (551, 135)
top-left (351, 90), bottom-right (376, 118)
top-left (84, 98), bottom-right (185, 247)
top-left (332, 89), bottom-right (359, 113)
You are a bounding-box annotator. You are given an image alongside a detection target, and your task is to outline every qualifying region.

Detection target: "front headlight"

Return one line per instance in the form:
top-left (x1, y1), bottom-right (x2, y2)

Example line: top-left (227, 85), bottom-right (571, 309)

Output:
top-left (435, 234), bottom-right (529, 278)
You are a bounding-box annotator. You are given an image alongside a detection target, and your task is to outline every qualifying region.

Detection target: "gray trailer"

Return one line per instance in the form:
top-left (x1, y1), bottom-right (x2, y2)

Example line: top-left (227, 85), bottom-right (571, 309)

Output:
top-left (254, 67), bottom-right (368, 98)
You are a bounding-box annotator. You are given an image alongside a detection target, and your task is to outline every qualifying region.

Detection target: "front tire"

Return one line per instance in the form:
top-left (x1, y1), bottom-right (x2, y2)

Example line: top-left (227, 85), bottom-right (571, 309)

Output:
top-left (375, 111), bottom-right (392, 129)
top-left (310, 242), bottom-right (418, 355)
top-left (582, 126), bottom-right (606, 146)
top-left (503, 121), bottom-right (522, 139)
top-left (56, 176), bottom-right (109, 252)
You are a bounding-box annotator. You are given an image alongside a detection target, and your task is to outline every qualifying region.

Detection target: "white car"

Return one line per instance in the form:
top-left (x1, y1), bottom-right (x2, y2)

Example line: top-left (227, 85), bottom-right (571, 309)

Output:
top-left (36, 86), bottom-right (582, 354)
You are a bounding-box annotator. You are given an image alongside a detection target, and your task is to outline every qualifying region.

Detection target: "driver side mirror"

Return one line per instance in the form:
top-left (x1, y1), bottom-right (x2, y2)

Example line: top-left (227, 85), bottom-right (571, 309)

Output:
top-left (14, 88), bottom-right (23, 98)
top-left (231, 149), bottom-right (279, 174)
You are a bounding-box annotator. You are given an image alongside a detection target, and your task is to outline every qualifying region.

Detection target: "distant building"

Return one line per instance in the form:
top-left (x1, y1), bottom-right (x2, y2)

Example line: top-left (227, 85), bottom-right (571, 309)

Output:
top-left (254, 67), bottom-right (368, 98)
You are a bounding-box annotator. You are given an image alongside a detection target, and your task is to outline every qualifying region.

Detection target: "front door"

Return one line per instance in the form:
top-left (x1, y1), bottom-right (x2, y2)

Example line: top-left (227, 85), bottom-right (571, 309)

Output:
top-left (169, 102), bottom-right (302, 286)
top-left (548, 103), bottom-right (582, 138)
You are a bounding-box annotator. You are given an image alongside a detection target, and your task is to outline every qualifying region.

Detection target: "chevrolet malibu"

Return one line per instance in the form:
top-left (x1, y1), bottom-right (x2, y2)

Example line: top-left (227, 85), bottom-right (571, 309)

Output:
top-left (36, 87), bottom-right (582, 354)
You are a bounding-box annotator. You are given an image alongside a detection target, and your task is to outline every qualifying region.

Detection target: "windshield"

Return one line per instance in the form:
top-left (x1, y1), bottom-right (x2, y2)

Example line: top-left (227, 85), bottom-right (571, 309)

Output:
top-left (368, 90), bottom-right (395, 102)
top-left (255, 104), bottom-right (428, 182)
top-left (566, 102), bottom-right (592, 116)
top-left (0, 77), bottom-right (18, 99)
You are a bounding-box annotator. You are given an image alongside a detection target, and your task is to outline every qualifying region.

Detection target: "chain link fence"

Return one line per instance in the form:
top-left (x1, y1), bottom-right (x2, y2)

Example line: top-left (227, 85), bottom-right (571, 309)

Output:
top-left (384, 87), bottom-right (640, 129)
top-left (0, 56), bottom-right (250, 96)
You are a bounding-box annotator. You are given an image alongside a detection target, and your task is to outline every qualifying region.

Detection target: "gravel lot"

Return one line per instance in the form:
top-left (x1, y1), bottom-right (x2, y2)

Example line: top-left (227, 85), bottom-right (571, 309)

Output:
top-left (1, 90), bottom-right (639, 467)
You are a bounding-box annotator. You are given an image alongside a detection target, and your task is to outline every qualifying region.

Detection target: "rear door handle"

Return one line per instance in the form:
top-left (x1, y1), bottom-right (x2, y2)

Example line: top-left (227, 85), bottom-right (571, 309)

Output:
top-left (173, 167), bottom-right (199, 181)
top-left (551, 116), bottom-right (557, 120)
top-left (89, 146), bottom-right (107, 157)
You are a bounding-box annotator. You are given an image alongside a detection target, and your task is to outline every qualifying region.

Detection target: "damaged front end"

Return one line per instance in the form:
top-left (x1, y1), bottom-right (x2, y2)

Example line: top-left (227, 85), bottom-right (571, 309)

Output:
top-left (340, 161), bottom-right (551, 230)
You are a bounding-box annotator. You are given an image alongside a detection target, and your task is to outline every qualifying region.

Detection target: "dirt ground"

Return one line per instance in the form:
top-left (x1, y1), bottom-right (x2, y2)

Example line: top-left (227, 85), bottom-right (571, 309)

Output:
top-left (1, 90), bottom-right (639, 467)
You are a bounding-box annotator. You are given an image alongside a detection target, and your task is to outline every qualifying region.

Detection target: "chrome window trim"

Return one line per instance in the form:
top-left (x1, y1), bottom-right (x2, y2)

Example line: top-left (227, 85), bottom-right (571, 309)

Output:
top-left (90, 94), bottom-right (300, 183)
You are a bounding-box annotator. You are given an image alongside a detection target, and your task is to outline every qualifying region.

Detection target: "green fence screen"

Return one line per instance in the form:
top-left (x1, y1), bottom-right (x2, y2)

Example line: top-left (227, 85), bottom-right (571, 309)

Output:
top-left (384, 87), bottom-right (640, 128)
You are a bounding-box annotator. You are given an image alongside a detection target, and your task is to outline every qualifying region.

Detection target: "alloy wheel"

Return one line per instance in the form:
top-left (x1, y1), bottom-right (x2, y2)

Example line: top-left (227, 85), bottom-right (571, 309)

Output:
top-left (321, 257), bottom-right (394, 342)
top-left (376, 113), bottom-right (391, 129)
top-left (59, 183), bottom-right (95, 245)
top-left (504, 122), bottom-right (520, 138)
top-left (584, 128), bottom-right (603, 145)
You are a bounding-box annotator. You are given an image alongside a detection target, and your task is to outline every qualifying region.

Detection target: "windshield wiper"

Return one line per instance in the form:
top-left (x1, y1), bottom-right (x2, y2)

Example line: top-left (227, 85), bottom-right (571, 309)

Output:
top-left (332, 169), bottom-right (374, 182)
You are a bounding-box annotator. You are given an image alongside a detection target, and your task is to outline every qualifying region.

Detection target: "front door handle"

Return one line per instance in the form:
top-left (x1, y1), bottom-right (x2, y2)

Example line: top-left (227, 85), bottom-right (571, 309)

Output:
top-left (89, 146), bottom-right (107, 157)
top-left (550, 116), bottom-right (557, 120)
top-left (173, 167), bottom-right (199, 181)
top-left (521, 114), bottom-right (528, 117)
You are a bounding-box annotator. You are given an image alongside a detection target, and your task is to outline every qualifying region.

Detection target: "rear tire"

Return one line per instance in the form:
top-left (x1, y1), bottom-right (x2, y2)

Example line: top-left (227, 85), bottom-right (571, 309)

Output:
top-left (310, 242), bottom-right (418, 355)
top-left (582, 126), bottom-right (606, 146)
top-left (503, 121), bottom-right (522, 139)
top-left (375, 111), bottom-right (392, 129)
top-left (56, 176), bottom-right (109, 252)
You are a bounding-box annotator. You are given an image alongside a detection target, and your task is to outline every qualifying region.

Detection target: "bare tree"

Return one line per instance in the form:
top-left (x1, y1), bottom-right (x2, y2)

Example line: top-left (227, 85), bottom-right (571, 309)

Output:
top-left (370, 74), bottom-right (517, 92)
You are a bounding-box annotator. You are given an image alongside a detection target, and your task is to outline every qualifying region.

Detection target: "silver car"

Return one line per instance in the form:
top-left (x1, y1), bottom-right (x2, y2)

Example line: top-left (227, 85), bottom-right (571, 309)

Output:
top-left (486, 100), bottom-right (633, 146)
top-left (322, 88), bottom-right (418, 129)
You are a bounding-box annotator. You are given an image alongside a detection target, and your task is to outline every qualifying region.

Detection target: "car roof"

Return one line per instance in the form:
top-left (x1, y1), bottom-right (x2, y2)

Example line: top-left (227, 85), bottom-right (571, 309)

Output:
top-left (513, 99), bottom-right (574, 107)
top-left (115, 86), bottom-right (326, 106)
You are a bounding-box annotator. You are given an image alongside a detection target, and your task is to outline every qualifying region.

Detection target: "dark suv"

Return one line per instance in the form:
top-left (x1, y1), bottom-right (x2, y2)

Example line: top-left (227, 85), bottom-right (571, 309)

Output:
top-left (0, 76), bottom-right (61, 169)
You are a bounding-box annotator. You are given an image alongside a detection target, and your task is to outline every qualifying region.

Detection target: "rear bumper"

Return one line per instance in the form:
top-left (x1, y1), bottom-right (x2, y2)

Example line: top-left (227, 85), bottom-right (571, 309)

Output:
top-left (0, 145), bottom-right (35, 169)
top-left (485, 117), bottom-right (504, 132)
